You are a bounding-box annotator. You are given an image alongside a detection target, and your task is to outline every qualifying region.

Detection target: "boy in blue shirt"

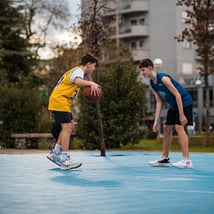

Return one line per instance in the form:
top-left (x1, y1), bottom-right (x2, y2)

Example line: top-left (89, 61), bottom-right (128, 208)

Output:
top-left (139, 58), bottom-right (193, 168)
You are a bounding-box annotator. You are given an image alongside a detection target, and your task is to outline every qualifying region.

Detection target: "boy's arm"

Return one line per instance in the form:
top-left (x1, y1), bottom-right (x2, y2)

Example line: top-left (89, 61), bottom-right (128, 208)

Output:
top-left (162, 76), bottom-right (187, 125)
top-left (75, 77), bottom-right (101, 96)
top-left (151, 88), bottom-right (163, 132)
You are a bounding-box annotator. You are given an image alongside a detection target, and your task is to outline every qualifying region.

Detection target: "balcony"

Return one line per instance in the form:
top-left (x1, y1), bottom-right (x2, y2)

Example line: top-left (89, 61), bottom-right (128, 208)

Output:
top-left (120, 0), bottom-right (149, 14)
top-left (105, 0), bottom-right (149, 16)
top-left (132, 49), bottom-right (149, 61)
top-left (118, 25), bottom-right (149, 38)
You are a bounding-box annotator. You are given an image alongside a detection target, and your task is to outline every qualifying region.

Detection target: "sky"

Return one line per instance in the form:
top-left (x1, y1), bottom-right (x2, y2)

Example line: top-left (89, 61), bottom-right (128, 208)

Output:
top-left (68, 0), bottom-right (81, 25)
top-left (39, 0), bottom-right (81, 59)
top-left (52, 0), bottom-right (82, 46)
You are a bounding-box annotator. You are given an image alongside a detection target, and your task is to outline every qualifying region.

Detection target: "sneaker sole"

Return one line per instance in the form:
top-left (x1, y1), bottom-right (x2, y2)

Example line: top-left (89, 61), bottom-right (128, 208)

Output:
top-left (149, 163), bottom-right (171, 167)
top-left (47, 155), bottom-right (62, 167)
top-left (60, 162), bottom-right (82, 170)
top-left (171, 164), bottom-right (193, 169)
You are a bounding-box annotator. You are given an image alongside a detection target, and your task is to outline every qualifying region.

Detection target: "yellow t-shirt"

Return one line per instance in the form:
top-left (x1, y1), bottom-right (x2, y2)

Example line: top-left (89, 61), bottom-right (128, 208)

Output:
top-left (48, 67), bottom-right (84, 112)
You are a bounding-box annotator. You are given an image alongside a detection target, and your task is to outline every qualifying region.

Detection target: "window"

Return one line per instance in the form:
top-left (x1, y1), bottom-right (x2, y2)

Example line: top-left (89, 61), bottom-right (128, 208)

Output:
top-left (139, 18), bottom-right (145, 25)
top-left (130, 20), bottom-right (137, 25)
top-left (182, 62), bottom-right (193, 75)
top-left (182, 41), bottom-right (191, 49)
top-left (131, 42), bottom-right (136, 49)
top-left (122, 3), bottom-right (130, 9)
top-left (139, 40), bottom-right (143, 48)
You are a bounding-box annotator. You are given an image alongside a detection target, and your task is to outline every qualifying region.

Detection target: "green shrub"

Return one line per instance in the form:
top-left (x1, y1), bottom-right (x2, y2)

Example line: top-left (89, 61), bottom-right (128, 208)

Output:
top-left (76, 62), bottom-right (148, 149)
top-left (72, 139), bottom-right (85, 149)
top-left (0, 85), bottom-right (42, 147)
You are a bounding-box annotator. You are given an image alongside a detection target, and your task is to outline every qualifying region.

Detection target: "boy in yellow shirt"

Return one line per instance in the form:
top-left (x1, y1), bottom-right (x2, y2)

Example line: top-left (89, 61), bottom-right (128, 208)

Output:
top-left (47, 53), bottom-right (101, 169)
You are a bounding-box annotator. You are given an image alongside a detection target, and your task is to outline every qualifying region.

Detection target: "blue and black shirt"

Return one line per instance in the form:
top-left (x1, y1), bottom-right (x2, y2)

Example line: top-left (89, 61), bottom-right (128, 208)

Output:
top-left (150, 72), bottom-right (192, 110)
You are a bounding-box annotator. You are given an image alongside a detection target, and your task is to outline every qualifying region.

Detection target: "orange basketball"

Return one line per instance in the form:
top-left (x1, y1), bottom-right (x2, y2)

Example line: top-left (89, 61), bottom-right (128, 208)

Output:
top-left (83, 86), bottom-right (102, 102)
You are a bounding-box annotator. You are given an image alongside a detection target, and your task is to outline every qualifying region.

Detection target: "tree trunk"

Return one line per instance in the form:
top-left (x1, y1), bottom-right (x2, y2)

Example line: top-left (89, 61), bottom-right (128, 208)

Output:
top-left (81, 0), bottom-right (109, 156)
top-left (94, 63), bottom-right (106, 156)
top-left (96, 101), bottom-right (106, 156)
top-left (205, 76), bottom-right (211, 146)
top-left (88, 70), bottom-right (106, 156)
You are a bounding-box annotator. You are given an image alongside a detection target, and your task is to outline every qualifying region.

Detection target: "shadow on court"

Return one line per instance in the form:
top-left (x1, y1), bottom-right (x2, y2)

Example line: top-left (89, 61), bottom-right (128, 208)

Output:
top-left (0, 151), bottom-right (213, 214)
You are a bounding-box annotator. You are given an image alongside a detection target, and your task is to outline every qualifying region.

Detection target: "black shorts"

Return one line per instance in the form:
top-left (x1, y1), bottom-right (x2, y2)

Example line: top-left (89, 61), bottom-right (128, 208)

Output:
top-left (165, 104), bottom-right (193, 126)
top-left (52, 111), bottom-right (73, 124)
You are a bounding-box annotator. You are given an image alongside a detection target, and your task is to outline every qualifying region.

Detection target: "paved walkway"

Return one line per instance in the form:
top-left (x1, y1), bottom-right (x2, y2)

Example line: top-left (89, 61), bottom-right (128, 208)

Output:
top-left (0, 151), bottom-right (213, 214)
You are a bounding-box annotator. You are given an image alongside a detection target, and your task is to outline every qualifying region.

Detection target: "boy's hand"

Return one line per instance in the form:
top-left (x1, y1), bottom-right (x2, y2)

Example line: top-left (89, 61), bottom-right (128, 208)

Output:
top-left (180, 115), bottom-right (187, 126)
top-left (152, 123), bottom-right (159, 133)
top-left (90, 83), bottom-right (101, 96)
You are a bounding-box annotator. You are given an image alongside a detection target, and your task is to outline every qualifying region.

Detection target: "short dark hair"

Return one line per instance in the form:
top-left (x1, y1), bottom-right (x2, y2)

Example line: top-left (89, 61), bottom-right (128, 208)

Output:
top-left (139, 58), bottom-right (154, 69)
top-left (81, 52), bottom-right (98, 66)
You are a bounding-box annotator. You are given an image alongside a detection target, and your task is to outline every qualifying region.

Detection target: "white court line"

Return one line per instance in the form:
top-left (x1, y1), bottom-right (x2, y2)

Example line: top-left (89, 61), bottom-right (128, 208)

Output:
top-left (127, 187), bottom-right (214, 194)
top-left (161, 177), bottom-right (194, 181)
top-left (134, 176), bottom-right (196, 181)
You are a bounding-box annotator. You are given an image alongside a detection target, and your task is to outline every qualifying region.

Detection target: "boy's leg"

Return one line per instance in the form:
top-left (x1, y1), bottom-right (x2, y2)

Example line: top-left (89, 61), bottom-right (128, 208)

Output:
top-left (149, 125), bottom-right (172, 167)
top-left (175, 104), bottom-right (193, 159)
top-left (48, 112), bottom-right (77, 167)
top-left (51, 111), bottom-right (73, 151)
top-left (172, 105), bottom-right (193, 168)
top-left (47, 118), bottom-right (82, 169)
top-left (51, 122), bottom-right (61, 141)
top-left (162, 125), bottom-right (173, 158)
top-left (149, 109), bottom-right (174, 167)
top-left (162, 109), bottom-right (176, 158)
top-left (172, 125), bottom-right (192, 168)
top-left (57, 121), bottom-right (74, 151)
top-left (175, 124), bottom-right (189, 159)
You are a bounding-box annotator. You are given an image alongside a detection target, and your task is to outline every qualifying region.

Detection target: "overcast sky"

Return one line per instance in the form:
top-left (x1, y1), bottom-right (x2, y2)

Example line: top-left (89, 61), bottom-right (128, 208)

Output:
top-left (68, 0), bottom-right (81, 25)
top-left (39, 0), bottom-right (81, 59)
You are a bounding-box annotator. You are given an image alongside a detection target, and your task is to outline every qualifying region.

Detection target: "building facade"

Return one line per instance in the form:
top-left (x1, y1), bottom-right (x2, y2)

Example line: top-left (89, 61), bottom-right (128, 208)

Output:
top-left (81, 0), bottom-right (214, 130)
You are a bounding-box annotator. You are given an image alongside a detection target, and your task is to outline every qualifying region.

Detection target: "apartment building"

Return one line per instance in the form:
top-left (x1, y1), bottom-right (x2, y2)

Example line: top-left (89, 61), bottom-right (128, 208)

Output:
top-left (81, 0), bottom-right (214, 130)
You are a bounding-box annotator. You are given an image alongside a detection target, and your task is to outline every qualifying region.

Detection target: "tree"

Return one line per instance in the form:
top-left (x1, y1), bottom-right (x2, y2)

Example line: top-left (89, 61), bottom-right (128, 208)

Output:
top-left (0, 0), bottom-right (70, 83)
top-left (77, 60), bottom-right (148, 149)
top-left (0, 0), bottom-right (72, 147)
top-left (80, 0), bottom-right (113, 156)
top-left (19, 0), bottom-right (70, 58)
top-left (176, 0), bottom-right (214, 146)
top-left (0, 0), bottom-right (32, 83)
top-left (100, 62), bottom-right (148, 148)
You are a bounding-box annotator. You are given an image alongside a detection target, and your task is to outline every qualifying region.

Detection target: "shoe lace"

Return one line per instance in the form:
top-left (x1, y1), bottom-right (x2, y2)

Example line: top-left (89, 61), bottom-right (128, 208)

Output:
top-left (62, 153), bottom-right (73, 165)
top-left (177, 159), bottom-right (186, 164)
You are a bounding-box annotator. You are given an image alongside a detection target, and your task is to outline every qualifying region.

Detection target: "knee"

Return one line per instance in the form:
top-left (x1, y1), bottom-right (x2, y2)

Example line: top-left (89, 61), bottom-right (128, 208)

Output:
top-left (164, 125), bottom-right (173, 135)
top-left (62, 122), bottom-right (73, 134)
top-left (175, 124), bottom-right (184, 133)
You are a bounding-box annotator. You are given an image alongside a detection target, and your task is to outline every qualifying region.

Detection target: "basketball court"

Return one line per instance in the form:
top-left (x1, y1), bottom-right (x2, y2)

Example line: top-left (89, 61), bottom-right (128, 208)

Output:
top-left (0, 151), bottom-right (213, 214)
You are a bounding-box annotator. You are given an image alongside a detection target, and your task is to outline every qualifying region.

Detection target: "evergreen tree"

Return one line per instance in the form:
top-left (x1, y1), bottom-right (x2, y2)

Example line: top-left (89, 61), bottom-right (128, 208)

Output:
top-left (0, 0), bottom-right (32, 83)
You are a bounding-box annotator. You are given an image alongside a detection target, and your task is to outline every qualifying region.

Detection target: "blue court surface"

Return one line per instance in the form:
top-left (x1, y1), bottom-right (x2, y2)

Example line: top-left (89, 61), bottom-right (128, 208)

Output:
top-left (0, 151), bottom-right (213, 214)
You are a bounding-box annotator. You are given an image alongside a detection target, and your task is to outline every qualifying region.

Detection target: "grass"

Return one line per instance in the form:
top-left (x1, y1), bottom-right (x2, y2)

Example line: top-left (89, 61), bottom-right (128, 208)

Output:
top-left (120, 139), bottom-right (214, 153)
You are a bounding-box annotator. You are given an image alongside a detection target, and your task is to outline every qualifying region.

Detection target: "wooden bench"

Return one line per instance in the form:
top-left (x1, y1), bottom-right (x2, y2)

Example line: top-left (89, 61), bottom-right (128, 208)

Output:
top-left (11, 133), bottom-right (55, 149)
top-left (11, 133), bottom-right (77, 149)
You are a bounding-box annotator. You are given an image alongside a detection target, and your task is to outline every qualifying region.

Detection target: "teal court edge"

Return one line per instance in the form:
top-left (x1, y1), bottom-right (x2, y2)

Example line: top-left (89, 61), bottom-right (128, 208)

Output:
top-left (0, 151), bottom-right (213, 214)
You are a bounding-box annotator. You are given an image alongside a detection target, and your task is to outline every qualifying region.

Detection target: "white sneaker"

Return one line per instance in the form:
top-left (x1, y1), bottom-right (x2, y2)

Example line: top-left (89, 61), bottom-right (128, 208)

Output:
top-left (172, 159), bottom-right (193, 169)
top-left (149, 156), bottom-right (170, 167)
top-left (60, 153), bottom-right (82, 170)
top-left (47, 151), bottom-right (62, 166)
